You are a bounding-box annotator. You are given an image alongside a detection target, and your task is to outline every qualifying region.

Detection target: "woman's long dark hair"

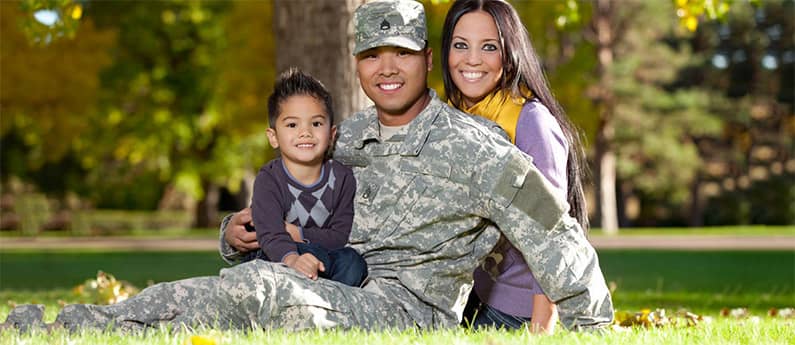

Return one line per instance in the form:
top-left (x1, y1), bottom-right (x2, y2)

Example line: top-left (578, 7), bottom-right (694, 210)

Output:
top-left (441, 0), bottom-right (590, 230)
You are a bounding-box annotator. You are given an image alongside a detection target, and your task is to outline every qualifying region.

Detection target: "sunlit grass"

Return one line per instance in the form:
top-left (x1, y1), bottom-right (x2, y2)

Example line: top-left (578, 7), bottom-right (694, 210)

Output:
top-left (1, 318), bottom-right (793, 345)
top-left (590, 225), bottom-right (795, 236)
top-left (1, 247), bottom-right (793, 344)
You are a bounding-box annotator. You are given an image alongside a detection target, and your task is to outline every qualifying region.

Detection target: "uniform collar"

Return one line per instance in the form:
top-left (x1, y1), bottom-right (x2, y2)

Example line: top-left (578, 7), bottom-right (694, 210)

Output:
top-left (352, 89), bottom-right (442, 157)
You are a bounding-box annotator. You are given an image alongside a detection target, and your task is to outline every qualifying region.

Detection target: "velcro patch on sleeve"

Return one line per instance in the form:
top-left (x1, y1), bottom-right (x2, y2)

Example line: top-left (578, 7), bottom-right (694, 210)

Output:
top-left (493, 151), bottom-right (568, 230)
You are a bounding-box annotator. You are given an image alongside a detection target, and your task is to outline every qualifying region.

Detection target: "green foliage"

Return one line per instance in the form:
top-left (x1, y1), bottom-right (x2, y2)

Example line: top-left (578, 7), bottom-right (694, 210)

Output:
top-left (423, 0), bottom-right (451, 97)
top-left (17, 0), bottom-right (83, 45)
top-left (0, 2), bottom-right (115, 166)
top-left (14, 193), bottom-right (49, 236)
top-left (673, 0), bottom-right (735, 32)
top-left (69, 209), bottom-right (192, 235)
top-left (3, 1), bottom-right (277, 221)
top-left (554, 0), bottom-right (582, 30)
top-left (86, 1), bottom-right (275, 207)
top-left (604, 1), bottom-right (725, 209)
top-left (704, 173), bottom-right (795, 225)
top-left (512, 1), bottom-right (599, 143)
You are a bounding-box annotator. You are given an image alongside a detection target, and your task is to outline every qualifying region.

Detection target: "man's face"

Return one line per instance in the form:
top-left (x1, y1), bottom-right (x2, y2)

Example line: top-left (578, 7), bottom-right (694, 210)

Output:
top-left (355, 46), bottom-right (433, 126)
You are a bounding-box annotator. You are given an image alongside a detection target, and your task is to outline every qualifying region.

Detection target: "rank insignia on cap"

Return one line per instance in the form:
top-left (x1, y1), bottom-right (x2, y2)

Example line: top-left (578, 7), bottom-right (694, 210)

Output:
top-left (352, 0), bottom-right (427, 56)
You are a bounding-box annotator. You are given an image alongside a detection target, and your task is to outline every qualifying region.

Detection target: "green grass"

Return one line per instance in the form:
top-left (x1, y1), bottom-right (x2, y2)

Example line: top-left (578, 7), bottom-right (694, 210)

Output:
top-left (0, 251), bottom-right (227, 290)
top-left (1, 249), bottom-right (793, 344)
top-left (1, 319), bottom-right (793, 345)
top-left (589, 225), bottom-right (795, 236)
top-left (0, 228), bottom-right (219, 238)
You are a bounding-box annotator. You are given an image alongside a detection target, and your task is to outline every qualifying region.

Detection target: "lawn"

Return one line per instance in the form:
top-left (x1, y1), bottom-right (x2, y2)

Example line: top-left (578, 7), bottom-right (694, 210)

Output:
top-left (1, 249), bottom-right (793, 344)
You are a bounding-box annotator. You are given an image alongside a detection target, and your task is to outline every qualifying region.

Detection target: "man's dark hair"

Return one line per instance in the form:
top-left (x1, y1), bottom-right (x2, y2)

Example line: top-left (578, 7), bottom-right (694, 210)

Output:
top-left (268, 68), bottom-right (335, 128)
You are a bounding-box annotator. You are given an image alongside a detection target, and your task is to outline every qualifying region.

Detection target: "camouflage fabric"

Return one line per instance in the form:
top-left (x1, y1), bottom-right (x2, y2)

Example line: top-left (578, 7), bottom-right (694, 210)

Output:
top-left (352, 0), bottom-right (426, 55)
top-left (4, 264), bottom-right (414, 332)
top-left (333, 90), bottom-right (613, 330)
top-left (220, 90), bottom-right (613, 331)
top-left (4, 92), bottom-right (613, 332)
top-left (0, 305), bottom-right (45, 332)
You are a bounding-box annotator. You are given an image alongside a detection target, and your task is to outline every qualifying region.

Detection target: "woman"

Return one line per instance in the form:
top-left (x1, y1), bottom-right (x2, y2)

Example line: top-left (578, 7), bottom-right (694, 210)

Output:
top-left (441, 0), bottom-right (590, 334)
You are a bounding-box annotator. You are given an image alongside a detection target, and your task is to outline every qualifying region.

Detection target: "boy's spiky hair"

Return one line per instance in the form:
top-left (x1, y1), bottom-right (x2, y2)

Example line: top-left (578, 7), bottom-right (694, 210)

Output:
top-left (267, 67), bottom-right (334, 128)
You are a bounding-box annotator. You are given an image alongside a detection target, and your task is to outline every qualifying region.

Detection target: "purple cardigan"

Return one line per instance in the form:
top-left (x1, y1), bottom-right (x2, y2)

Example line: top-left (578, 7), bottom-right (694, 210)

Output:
top-left (472, 100), bottom-right (569, 318)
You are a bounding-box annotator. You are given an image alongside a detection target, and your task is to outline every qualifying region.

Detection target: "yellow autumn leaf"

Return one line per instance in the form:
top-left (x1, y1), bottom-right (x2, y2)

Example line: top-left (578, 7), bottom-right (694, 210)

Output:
top-left (71, 4), bottom-right (82, 20)
top-left (72, 271), bottom-right (139, 305)
top-left (187, 335), bottom-right (218, 345)
top-left (685, 15), bottom-right (698, 32)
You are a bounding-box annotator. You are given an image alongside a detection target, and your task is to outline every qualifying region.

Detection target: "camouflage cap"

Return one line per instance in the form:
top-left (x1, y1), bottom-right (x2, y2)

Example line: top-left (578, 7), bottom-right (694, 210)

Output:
top-left (353, 0), bottom-right (427, 56)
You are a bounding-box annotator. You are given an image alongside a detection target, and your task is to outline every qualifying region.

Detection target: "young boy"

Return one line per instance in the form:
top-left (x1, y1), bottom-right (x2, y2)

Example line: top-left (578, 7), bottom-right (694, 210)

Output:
top-left (243, 68), bottom-right (366, 287)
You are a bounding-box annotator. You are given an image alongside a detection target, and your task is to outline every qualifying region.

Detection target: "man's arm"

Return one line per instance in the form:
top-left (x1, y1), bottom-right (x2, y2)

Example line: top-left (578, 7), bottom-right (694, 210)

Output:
top-left (218, 208), bottom-right (260, 265)
top-left (479, 149), bottom-right (614, 331)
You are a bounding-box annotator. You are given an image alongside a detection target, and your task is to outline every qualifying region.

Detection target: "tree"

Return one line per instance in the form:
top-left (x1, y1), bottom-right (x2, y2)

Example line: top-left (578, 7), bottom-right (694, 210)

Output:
top-left (545, 0), bottom-right (752, 231)
top-left (83, 1), bottom-right (275, 226)
top-left (272, 0), bottom-right (369, 123)
top-left (1, 1), bottom-right (114, 170)
top-left (688, 0), bottom-right (795, 225)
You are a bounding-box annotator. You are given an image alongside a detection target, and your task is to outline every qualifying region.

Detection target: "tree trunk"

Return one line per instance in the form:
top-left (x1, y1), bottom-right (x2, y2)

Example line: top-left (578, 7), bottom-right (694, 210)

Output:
top-left (272, 0), bottom-right (369, 123)
top-left (194, 181), bottom-right (220, 228)
top-left (688, 172), bottom-right (705, 227)
top-left (236, 169), bottom-right (256, 209)
top-left (593, 0), bottom-right (619, 235)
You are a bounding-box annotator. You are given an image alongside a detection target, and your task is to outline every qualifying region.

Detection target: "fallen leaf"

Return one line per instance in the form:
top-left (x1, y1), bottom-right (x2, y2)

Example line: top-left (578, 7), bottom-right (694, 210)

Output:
top-left (187, 335), bottom-right (218, 345)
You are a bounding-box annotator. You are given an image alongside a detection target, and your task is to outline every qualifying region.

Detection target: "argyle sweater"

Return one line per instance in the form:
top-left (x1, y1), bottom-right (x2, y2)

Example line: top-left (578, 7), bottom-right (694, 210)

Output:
top-left (251, 158), bottom-right (356, 262)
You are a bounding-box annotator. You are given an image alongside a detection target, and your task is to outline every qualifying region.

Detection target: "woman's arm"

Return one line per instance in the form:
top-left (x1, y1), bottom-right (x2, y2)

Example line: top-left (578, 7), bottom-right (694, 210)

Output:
top-left (529, 294), bottom-right (558, 334)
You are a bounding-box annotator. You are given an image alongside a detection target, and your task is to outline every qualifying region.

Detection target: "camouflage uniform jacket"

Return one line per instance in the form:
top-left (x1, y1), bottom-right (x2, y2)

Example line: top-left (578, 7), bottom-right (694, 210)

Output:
top-left (221, 90), bottom-right (613, 330)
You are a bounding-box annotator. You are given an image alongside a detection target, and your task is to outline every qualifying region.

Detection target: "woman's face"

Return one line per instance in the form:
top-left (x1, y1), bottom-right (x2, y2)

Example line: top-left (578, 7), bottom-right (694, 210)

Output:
top-left (447, 11), bottom-right (504, 108)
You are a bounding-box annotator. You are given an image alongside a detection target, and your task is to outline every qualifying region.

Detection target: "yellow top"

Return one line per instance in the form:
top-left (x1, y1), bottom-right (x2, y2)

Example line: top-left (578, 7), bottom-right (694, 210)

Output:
top-left (459, 90), bottom-right (526, 143)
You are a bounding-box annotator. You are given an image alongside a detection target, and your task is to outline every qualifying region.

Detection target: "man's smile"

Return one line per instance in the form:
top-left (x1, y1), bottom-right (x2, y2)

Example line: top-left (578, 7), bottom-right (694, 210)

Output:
top-left (378, 82), bottom-right (403, 91)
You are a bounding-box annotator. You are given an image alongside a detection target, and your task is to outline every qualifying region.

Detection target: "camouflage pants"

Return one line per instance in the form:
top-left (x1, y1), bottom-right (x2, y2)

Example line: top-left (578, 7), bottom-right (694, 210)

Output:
top-left (52, 260), bottom-right (414, 332)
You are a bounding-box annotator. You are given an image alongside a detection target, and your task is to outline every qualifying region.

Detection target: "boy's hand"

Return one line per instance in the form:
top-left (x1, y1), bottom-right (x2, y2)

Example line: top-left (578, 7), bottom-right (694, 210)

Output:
top-left (224, 208), bottom-right (260, 253)
top-left (282, 253), bottom-right (326, 280)
top-left (284, 222), bottom-right (303, 242)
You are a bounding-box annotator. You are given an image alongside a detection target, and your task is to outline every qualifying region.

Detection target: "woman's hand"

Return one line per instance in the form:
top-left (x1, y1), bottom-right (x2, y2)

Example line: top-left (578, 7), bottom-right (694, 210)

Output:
top-left (529, 294), bottom-right (558, 334)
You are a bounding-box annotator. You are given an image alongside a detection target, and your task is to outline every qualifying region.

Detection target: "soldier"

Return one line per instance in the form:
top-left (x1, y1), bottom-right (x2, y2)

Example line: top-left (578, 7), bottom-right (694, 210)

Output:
top-left (2, 0), bottom-right (612, 333)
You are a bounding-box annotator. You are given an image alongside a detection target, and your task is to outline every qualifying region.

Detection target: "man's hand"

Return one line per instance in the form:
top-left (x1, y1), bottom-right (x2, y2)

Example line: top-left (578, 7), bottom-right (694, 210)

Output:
top-left (283, 253), bottom-right (326, 280)
top-left (224, 208), bottom-right (260, 253)
top-left (284, 222), bottom-right (302, 242)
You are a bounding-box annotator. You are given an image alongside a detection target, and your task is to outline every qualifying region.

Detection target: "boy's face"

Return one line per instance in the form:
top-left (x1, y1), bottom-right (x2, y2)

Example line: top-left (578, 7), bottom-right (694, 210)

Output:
top-left (267, 95), bottom-right (335, 169)
top-left (356, 46), bottom-right (432, 126)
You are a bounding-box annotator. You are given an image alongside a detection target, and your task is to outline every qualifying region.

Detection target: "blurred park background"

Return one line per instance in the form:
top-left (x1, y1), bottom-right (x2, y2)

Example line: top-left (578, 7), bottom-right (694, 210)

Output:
top-left (0, 0), bottom-right (793, 237)
top-left (0, 2), bottom-right (794, 340)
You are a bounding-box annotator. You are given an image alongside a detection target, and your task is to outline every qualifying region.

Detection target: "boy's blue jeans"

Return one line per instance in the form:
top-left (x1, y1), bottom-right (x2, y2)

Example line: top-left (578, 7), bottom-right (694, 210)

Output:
top-left (295, 243), bottom-right (368, 287)
top-left (244, 243), bottom-right (367, 287)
